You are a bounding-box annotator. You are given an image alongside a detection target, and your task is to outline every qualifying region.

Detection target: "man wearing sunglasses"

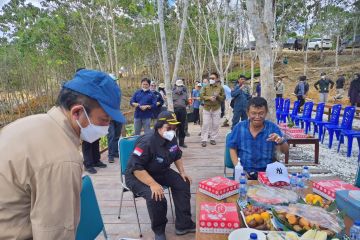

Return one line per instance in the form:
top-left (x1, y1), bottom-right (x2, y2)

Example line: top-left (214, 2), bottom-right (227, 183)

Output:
top-left (125, 111), bottom-right (195, 240)
top-left (227, 97), bottom-right (289, 180)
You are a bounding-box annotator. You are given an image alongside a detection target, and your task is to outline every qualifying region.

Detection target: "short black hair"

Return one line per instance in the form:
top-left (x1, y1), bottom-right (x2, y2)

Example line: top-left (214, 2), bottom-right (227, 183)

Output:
top-left (239, 74), bottom-right (247, 79)
top-left (56, 88), bottom-right (100, 114)
top-left (210, 72), bottom-right (219, 79)
top-left (141, 78), bottom-right (151, 85)
top-left (299, 75), bottom-right (306, 81)
top-left (247, 97), bottom-right (268, 112)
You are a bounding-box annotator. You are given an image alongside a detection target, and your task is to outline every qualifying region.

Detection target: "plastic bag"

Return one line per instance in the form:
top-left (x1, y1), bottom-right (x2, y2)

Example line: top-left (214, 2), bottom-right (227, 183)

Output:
top-left (273, 203), bottom-right (344, 234)
top-left (247, 185), bottom-right (298, 208)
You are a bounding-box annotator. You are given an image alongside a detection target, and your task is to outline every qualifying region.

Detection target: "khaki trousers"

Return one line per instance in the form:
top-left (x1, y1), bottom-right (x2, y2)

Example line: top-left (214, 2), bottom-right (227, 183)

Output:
top-left (201, 108), bottom-right (221, 142)
top-left (223, 99), bottom-right (233, 123)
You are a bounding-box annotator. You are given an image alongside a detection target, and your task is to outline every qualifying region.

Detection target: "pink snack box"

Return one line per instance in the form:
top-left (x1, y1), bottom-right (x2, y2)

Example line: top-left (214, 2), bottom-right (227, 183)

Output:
top-left (199, 176), bottom-right (239, 200)
top-left (258, 172), bottom-right (290, 187)
top-left (313, 179), bottom-right (360, 201)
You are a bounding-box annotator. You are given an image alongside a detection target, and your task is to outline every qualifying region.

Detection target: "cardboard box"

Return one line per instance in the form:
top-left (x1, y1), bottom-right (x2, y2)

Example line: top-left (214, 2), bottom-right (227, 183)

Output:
top-left (336, 190), bottom-right (360, 222)
top-left (258, 172), bottom-right (290, 187)
top-left (199, 202), bottom-right (240, 234)
top-left (313, 179), bottom-right (360, 200)
top-left (198, 176), bottom-right (239, 200)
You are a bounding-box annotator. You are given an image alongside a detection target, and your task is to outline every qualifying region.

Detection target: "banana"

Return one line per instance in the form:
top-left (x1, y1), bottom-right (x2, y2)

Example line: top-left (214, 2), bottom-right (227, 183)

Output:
top-left (300, 229), bottom-right (317, 240)
top-left (314, 231), bottom-right (327, 240)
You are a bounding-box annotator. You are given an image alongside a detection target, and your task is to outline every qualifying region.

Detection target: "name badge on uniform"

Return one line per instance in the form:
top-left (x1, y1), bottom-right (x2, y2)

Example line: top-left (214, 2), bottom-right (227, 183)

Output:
top-left (156, 157), bottom-right (164, 163)
top-left (169, 145), bottom-right (179, 153)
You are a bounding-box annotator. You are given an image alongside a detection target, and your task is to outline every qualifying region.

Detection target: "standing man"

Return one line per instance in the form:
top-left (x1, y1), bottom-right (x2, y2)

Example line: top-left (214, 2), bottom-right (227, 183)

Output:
top-left (150, 81), bottom-right (165, 119)
top-left (231, 75), bottom-right (251, 129)
top-left (130, 78), bottom-right (157, 135)
top-left (200, 72), bottom-right (225, 147)
top-left (222, 82), bottom-right (232, 127)
top-left (172, 79), bottom-right (189, 148)
top-left (227, 97), bottom-right (289, 180)
top-left (192, 83), bottom-right (202, 125)
top-left (294, 76), bottom-right (309, 110)
top-left (198, 78), bottom-right (209, 136)
top-left (314, 72), bottom-right (334, 103)
top-left (158, 83), bottom-right (167, 112)
top-left (349, 73), bottom-right (360, 108)
top-left (0, 69), bottom-right (125, 239)
top-left (334, 74), bottom-right (345, 100)
top-left (275, 77), bottom-right (285, 98)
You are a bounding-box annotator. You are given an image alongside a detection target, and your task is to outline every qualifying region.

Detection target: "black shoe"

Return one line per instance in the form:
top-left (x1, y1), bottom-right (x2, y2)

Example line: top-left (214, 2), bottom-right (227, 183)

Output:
top-left (210, 140), bottom-right (216, 145)
top-left (85, 167), bottom-right (97, 174)
top-left (94, 161), bottom-right (107, 168)
top-left (185, 132), bottom-right (190, 137)
top-left (108, 158), bottom-right (115, 163)
top-left (198, 132), bottom-right (201, 136)
top-left (154, 233), bottom-right (166, 240)
top-left (180, 143), bottom-right (188, 148)
top-left (201, 141), bottom-right (207, 147)
top-left (175, 222), bottom-right (196, 235)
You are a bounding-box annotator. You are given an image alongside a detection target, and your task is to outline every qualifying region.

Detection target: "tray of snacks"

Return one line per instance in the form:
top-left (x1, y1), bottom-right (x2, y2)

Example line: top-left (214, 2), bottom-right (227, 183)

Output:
top-left (240, 205), bottom-right (276, 231)
top-left (267, 231), bottom-right (299, 240)
top-left (303, 193), bottom-right (336, 211)
top-left (272, 204), bottom-right (344, 239)
top-left (247, 185), bottom-right (299, 208)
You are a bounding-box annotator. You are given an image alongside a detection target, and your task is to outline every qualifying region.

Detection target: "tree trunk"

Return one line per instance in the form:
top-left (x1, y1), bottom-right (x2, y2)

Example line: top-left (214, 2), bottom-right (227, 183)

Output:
top-left (335, 35), bottom-right (339, 70)
top-left (320, 36), bottom-right (324, 61)
top-left (246, 0), bottom-right (275, 121)
top-left (108, 0), bottom-right (118, 73)
top-left (352, 18), bottom-right (358, 56)
top-left (171, 0), bottom-right (189, 84)
top-left (157, 0), bottom-right (173, 111)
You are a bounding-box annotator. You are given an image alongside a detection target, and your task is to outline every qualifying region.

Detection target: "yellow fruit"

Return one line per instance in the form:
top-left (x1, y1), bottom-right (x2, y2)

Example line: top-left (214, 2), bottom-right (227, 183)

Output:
top-left (312, 195), bottom-right (323, 206)
top-left (253, 214), bottom-right (263, 224)
top-left (245, 215), bottom-right (254, 224)
top-left (260, 212), bottom-right (271, 221)
top-left (305, 194), bottom-right (314, 203)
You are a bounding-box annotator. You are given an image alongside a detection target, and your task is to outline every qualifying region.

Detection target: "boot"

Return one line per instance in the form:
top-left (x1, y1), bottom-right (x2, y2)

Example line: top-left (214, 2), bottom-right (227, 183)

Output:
top-left (179, 138), bottom-right (187, 148)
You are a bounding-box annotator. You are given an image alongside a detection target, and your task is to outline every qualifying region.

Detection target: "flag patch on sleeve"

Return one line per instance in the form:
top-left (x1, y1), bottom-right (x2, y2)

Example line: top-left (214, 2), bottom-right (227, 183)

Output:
top-left (133, 147), bottom-right (143, 156)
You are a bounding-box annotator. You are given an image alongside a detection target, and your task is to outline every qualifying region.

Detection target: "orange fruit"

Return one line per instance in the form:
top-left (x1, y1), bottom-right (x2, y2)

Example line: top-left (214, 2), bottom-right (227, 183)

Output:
top-left (305, 194), bottom-right (314, 203)
top-left (245, 215), bottom-right (254, 224)
top-left (260, 212), bottom-right (270, 221)
top-left (253, 214), bottom-right (263, 224)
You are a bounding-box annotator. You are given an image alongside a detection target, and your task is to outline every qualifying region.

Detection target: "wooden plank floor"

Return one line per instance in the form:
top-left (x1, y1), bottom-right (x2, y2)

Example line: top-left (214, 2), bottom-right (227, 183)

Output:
top-left (89, 123), bottom-right (332, 240)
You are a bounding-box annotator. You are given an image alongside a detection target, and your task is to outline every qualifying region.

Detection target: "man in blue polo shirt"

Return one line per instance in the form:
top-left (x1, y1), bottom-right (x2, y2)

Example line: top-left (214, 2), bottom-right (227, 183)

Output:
top-left (130, 78), bottom-right (157, 135)
top-left (227, 97), bottom-right (289, 180)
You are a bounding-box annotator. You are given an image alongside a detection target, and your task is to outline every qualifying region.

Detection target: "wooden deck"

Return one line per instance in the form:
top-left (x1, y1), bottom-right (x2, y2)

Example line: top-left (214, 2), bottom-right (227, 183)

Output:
top-left (90, 123), bottom-right (332, 240)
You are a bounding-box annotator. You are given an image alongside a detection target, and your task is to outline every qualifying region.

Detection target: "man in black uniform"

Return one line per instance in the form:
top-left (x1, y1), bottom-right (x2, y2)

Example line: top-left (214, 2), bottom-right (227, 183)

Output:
top-left (125, 111), bottom-right (195, 240)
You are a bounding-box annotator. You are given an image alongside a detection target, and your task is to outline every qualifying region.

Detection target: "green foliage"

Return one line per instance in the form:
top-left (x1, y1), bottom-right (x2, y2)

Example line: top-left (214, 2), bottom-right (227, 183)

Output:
top-left (226, 68), bottom-right (260, 83)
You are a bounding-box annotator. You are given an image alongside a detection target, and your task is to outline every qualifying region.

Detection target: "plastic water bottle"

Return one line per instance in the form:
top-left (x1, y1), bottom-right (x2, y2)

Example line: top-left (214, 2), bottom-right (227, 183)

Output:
top-left (297, 174), bottom-right (304, 196)
top-left (290, 173), bottom-right (297, 191)
top-left (249, 233), bottom-right (258, 240)
top-left (350, 220), bottom-right (360, 240)
top-left (239, 179), bottom-right (247, 202)
top-left (234, 158), bottom-right (243, 182)
top-left (302, 166), bottom-right (310, 188)
top-left (240, 172), bottom-right (247, 184)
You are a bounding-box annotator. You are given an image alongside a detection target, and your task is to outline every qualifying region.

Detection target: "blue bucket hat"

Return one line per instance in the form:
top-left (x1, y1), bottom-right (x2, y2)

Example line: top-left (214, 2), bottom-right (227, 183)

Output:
top-left (64, 69), bottom-right (126, 123)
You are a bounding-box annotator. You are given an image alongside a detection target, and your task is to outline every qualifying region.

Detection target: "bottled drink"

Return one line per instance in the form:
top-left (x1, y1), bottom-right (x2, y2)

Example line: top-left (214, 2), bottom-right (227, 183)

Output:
top-left (297, 174), bottom-right (304, 196)
top-left (249, 233), bottom-right (258, 240)
top-left (234, 158), bottom-right (243, 182)
top-left (239, 179), bottom-right (247, 202)
top-left (240, 172), bottom-right (247, 184)
top-left (302, 166), bottom-right (310, 187)
top-left (290, 173), bottom-right (297, 191)
top-left (350, 220), bottom-right (360, 240)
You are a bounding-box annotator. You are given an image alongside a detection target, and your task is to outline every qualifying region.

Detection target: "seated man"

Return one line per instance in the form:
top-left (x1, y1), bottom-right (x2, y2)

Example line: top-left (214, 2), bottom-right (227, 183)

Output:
top-left (125, 111), bottom-right (195, 240)
top-left (227, 97), bottom-right (289, 180)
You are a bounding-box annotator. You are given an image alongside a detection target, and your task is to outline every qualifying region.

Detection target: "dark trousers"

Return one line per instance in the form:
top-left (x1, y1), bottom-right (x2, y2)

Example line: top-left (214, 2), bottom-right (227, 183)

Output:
top-left (276, 94), bottom-right (283, 98)
top-left (82, 139), bottom-right (100, 168)
top-left (174, 107), bottom-right (187, 145)
top-left (125, 169), bottom-right (193, 235)
top-left (107, 121), bottom-right (123, 160)
top-left (193, 108), bottom-right (200, 123)
top-left (232, 109), bottom-right (248, 130)
top-left (297, 95), bottom-right (305, 111)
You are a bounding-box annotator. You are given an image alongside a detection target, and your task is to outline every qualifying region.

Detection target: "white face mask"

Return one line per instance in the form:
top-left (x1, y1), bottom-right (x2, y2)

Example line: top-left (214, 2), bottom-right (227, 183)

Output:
top-left (163, 130), bottom-right (176, 141)
top-left (321, 76), bottom-right (326, 79)
top-left (76, 107), bottom-right (109, 143)
top-left (142, 88), bottom-right (149, 92)
top-left (209, 79), bottom-right (216, 85)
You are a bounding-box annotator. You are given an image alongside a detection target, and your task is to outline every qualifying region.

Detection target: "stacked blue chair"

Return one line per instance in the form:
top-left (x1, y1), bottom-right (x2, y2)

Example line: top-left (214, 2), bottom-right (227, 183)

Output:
top-left (337, 130), bottom-right (360, 157)
top-left (279, 99), bottom-right (291, 123)
top-left (304, 103), bottom-right (325, 134)
top-left (290, 100), bottom-right (300, 122)
top-left (224, 132), bottom-right (235, 180)
top-left (76, 175), bottom-right (108, 240)
top-left (275, 98), bottom-right (285, 123)
top-left (293, 101), bottom-right (314, 128)
top-left (322, 106), bottom-right (355, 148)
top-left (313, 104), bottom-right (342, 140)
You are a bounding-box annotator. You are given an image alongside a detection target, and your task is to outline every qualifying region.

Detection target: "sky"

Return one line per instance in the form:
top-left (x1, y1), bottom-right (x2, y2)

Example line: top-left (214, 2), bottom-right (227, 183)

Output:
top-left (0, 0), bottom-right (42, 9)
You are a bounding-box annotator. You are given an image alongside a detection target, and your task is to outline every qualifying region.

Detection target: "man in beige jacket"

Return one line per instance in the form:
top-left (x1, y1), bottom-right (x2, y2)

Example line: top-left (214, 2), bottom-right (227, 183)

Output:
top-left (0, 69), bottom-right (125, 239)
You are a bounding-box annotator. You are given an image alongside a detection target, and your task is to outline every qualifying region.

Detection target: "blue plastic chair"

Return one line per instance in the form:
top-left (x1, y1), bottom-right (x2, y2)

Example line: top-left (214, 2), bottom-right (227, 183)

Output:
top-left (275, 98), bottom-right (285, 123)
top-left (290, 100), bottom-right (300, 122)
top-left (322, 106), bottom-right (355, 148)
top-left (293, 101), bottom-right (314, 128)
top-left (224, 133), bottom-right (234, 180)
top-left (117, 136), bottom-right (174, 238)
top-left (76, 175), bottom-right (108, 240)
top-left (304, 103), bottom-right (325, 134)
top-left (278, 99), bottom-right (291, 123)
top-left (313, 104), bottom-right (342, 140)
top-left (337, 130), bottom-right (360, 157)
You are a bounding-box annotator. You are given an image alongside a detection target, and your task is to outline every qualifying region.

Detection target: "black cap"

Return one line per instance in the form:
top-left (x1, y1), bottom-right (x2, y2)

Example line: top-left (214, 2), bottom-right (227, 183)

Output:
top-left (157, 111), bottom-right (180, 125)
top-left (238, 74), bottom-right (247, 80)
top-left (299, 75), bottom-right (307, 81)
top-left (320, 72), bottom-right (326, 76)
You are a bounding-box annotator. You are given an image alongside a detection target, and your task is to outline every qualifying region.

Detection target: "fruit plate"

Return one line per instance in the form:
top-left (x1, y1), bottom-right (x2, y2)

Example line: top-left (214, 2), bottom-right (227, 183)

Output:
top-left (228, 228), bottom-right (266, 240)
top-left (239, 205), bottom-right (277, 232)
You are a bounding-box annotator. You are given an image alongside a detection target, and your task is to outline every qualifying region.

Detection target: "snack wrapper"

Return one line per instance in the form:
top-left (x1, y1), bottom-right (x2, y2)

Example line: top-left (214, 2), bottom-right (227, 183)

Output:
top-left (247, 185), bottom-right (298, 208)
